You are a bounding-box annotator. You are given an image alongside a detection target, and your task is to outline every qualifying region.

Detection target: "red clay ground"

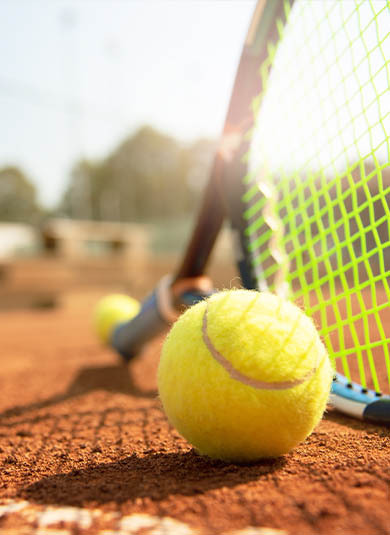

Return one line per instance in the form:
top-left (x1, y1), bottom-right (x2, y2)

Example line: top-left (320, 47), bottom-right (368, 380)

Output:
top-left (0, 290), bottom-right (389, 535)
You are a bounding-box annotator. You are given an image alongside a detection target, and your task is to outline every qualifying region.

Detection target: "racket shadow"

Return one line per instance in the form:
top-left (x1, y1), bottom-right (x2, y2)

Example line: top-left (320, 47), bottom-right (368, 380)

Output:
top-left (21, 450), bottom-right (286, 506)
top-left (0, 364), bottom-right (156, 422)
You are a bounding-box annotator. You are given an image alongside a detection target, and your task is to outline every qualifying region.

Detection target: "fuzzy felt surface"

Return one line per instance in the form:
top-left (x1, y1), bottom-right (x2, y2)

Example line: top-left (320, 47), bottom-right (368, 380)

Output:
top-left (93, 294), bottom-right (140, 344)
top-left (158, 290), bottom-right (333, 462)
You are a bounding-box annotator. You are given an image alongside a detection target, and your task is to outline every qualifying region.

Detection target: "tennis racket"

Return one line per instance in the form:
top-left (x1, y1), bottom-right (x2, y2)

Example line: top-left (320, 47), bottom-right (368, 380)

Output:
top-left (110, 0), bottom-right (390, 424)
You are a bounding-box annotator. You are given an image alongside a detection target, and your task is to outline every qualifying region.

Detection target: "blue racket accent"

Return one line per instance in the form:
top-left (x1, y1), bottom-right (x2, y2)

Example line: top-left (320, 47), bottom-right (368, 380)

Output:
top-left (331, 373), bottom-right (390, 424)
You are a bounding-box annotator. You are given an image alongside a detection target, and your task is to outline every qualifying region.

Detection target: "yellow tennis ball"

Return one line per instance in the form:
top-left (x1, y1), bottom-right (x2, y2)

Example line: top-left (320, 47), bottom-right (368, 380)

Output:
top-left (158, 289), bottom-right (333, 462)
top-left (94, 294), bottom-right (140, 344)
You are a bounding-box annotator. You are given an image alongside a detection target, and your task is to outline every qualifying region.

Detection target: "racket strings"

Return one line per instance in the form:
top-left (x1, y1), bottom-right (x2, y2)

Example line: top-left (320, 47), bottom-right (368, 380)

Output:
top-left (244, 0), bottom-right (390, 395)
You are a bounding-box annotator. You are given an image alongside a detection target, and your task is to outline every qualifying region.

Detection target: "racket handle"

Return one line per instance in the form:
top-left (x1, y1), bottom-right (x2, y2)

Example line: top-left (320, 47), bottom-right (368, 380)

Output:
top-left (111, 275), bottom-right (213, 362)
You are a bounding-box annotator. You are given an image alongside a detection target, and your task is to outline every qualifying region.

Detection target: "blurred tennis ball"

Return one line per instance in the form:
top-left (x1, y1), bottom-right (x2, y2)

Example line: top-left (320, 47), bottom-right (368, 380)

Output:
top-left (94, 294), bottom-right (140, 344)
top-left (158, 289), bottom-right (333, 462)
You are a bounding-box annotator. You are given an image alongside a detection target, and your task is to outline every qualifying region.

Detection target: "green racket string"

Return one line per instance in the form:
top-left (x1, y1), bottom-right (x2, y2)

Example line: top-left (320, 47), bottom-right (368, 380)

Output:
top-left (244, 0), bottom-right (390, 394)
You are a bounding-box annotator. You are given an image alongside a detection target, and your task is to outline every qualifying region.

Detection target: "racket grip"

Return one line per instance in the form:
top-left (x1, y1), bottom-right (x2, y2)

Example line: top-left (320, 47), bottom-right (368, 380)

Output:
top-left (111, 289), bottom-right (167, 362)
top-left (111, 275), bottom-right (213, 362)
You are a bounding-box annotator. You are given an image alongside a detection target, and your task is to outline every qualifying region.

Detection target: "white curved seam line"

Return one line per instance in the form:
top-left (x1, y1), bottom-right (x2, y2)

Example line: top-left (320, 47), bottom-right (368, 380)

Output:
top-left (202, 304), bottom-right (316, 390)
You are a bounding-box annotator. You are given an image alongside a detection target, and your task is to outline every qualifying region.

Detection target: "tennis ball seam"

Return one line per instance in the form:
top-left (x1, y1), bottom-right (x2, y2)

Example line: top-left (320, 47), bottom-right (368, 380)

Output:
top-left (202, 302), bottom-right (318, 390)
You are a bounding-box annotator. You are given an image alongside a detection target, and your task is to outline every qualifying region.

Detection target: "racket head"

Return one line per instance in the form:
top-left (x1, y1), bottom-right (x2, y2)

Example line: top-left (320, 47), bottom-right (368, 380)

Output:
top-left (108, 0), bottom-right (390, 425)
top-left (235, 0), bottom-right (390, 423)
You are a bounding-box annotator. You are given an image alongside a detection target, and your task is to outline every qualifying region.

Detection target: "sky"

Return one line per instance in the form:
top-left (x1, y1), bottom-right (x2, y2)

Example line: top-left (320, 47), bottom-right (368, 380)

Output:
top-left (0, 0), bottom-right (255, 208)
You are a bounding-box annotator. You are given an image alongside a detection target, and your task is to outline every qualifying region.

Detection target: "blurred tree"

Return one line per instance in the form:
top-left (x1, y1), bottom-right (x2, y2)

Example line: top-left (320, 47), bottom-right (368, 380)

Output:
top-left (59, 159), bottom-right (97, 220)
top-left (0, 166), bottom-right (42, 223)
top-left (58, 126), bottom-right (216, 222)
top-left (103, 125), bottom-right (186, 221)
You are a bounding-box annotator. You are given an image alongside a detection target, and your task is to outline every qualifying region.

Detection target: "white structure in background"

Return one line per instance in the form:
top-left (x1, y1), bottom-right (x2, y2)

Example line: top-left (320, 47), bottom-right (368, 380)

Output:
top-left (41, 218), bottom-right (151, 259)
top-left (0, 223), bottom-right (39, 259)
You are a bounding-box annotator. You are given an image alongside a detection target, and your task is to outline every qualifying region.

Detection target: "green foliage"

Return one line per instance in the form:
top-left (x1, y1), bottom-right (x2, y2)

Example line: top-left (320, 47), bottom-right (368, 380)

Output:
top-left (0, 166), bottom-right (43, 224)
top-left (58, 126), bottom-right (216, 222)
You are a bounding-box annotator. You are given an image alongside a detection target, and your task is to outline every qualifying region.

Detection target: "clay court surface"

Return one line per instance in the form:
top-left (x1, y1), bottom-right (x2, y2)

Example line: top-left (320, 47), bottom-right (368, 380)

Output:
top-left (0, 264), bottom-right (389, 535)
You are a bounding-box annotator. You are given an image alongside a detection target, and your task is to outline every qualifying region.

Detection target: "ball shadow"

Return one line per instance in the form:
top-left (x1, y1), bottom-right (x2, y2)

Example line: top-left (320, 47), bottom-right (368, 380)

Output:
top-left (21, 450), bottom-right (286, 506)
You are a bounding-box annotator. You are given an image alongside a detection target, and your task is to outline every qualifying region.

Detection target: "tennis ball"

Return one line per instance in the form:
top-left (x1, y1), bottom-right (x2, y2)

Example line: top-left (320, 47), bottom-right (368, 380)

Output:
top-left (158, 289), bottom-right (333, 462)
top-left (94, 294), bottom-right (140, 344)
